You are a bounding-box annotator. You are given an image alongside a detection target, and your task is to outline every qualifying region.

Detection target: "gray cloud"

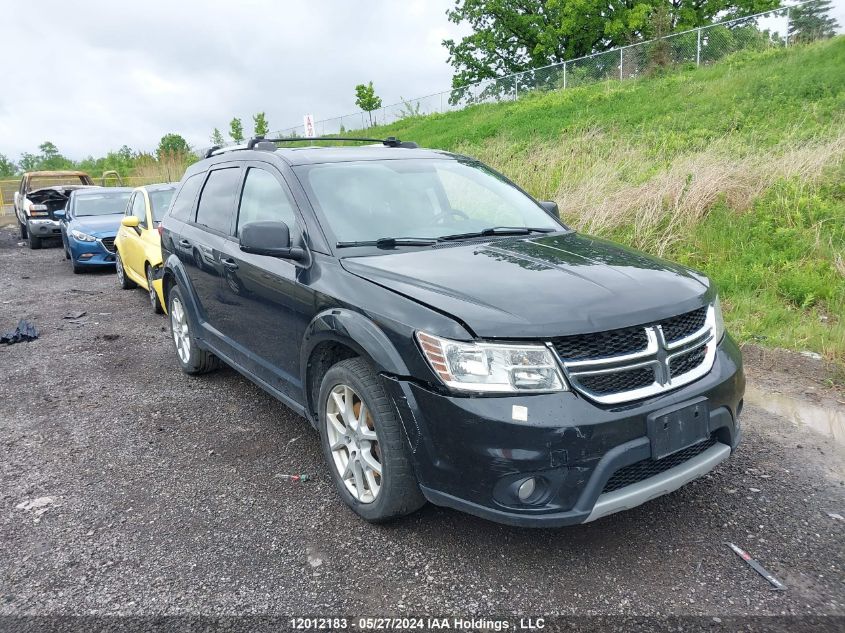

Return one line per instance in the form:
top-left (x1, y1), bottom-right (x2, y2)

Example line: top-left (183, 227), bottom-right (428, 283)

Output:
top-left (0, 0), bottom-right (466, 159)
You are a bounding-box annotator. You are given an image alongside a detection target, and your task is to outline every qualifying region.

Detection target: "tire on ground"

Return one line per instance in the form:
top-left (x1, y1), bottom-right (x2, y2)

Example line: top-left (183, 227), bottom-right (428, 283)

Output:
top-left (318, 357), bottom-right (425, 522)
top-left (115, 252), bottom-right (136, 289)
top-left (167, 285), bottom-right (220, 375)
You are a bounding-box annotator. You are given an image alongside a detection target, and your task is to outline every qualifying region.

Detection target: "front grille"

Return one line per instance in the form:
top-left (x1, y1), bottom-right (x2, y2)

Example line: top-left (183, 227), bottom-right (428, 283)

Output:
top-left (661, 307), bottom-right (708, 342)
top-left (553, 326), bottom-right (648, 361)
top-left (554, 305), bottom-right (714, 404)
top-left (602, 435), bottom-right (718, 494)
top-left (669, 346), bottom-right (706, 378)
top-left (579, 366), bottom-right (655, 395)
top-left (100, 237), bottom-right (116, 253)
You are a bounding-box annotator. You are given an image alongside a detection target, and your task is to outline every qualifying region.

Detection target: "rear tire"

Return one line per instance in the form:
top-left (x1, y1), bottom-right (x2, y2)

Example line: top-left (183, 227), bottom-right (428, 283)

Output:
top-left (28, 233), bottom-right (41, 250)
top-left (168, 286), bottom-right (220, 375)
top-left (318, 357), bottom-right (425, 523)
top-left (115, 252), bottom-right (136, 289)
top-left (146, 264), bottom-right (164, 314)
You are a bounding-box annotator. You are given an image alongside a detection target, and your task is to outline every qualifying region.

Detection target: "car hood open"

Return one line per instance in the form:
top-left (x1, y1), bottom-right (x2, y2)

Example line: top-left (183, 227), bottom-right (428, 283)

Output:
top-left (340, 232), bottom-right (711, 339)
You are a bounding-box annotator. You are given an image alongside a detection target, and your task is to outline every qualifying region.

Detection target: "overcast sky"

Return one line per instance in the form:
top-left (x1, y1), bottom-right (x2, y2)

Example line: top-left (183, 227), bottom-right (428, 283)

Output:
top-left (0, 0), bottom-right (466, 160)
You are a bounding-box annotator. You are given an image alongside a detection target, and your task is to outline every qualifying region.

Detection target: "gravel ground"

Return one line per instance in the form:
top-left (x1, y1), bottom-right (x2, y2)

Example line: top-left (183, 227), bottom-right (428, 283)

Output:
top-left (1, 226), bottom-right (844, 620)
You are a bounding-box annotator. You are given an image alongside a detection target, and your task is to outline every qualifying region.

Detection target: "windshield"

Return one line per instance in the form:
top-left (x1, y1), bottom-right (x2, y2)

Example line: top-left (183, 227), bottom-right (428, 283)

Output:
top-left (74, 192), bottom-right (131, 216)
top-left (148, 188), bottom-right (176, 222)
top-left (294, 158), bottom-right (561, 245)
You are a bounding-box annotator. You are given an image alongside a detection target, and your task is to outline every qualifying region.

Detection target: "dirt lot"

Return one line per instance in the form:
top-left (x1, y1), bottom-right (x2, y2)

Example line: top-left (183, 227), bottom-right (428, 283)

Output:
top-left (1, 227), bottom-right (844, 622)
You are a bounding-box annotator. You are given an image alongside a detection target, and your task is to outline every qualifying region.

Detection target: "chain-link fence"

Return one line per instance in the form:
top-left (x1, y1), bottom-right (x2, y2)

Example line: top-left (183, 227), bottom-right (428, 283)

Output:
top-left (276, 0), bottom-right (841, 137)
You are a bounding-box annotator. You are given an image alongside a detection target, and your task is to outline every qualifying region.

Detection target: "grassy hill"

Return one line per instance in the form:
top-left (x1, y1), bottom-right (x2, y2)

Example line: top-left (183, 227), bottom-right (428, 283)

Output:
top-left (368, 38), bottom-right (845, 366)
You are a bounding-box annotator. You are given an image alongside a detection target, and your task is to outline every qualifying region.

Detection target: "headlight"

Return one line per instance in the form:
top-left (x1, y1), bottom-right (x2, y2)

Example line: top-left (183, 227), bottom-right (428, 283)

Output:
top-left (70, 229), bottom-right (96, 242)
top-left (416, 332), bottom-right (567, 393)
top-left (713, 295), bottom-right (725, 341)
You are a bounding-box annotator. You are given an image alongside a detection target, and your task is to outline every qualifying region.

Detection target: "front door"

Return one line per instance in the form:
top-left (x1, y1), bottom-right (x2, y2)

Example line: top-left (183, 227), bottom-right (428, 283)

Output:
top-left (214, 164), bottom-right (313, 402)
top-left (120, 192), bottom-right (147, 280)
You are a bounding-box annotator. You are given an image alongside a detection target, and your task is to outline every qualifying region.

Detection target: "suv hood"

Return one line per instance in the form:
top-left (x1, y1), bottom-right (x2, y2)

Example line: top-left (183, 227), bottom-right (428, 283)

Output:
top-left (341, 232), bottom-right (711, 339)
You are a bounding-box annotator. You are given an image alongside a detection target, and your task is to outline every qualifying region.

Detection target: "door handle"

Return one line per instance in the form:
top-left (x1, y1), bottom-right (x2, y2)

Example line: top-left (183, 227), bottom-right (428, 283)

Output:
top-left (221, 258), bottom-right (239, 270)
top-left (178, 239), bottom-right (191, 247)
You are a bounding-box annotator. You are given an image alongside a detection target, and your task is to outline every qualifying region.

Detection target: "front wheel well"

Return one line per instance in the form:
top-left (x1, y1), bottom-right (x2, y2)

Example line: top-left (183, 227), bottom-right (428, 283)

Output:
top-left (306, 341), bottom-right (359, 421)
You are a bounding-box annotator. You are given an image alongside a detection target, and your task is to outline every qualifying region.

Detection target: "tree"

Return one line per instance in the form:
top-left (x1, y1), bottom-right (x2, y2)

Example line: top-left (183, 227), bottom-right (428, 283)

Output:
top-left (253, 112), bottom-right (270, 137)
top-left (156, 133), bottom-right (191, 159)
top-left (36, 141), bottom-right (73, 170)
top-left (0, 154), bottom-right (16, 178)
top-left (229, 117), bottom-right (244, 143)
top-left (210, 128), bottom-right (225, 146)
top-left (354, 82), bottom-right (383, 126)
top-left (789, 0), bottom-right (839, 43)
top-left (442, 0), bottom-right (782, 89)
top-left (39, 141), bottom-right (60, 161)
top-left (19, 153), bottom-right (39, 172)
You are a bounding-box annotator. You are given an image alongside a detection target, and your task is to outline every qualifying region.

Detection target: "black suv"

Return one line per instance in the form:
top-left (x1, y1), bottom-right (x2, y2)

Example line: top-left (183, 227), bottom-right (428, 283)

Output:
top-left (160, 137), bottom-right (744, 527)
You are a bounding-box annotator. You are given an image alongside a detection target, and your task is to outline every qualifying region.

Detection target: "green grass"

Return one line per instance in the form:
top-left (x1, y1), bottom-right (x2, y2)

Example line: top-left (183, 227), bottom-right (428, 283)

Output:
top-left (362, 38), bottom-right (845, 364)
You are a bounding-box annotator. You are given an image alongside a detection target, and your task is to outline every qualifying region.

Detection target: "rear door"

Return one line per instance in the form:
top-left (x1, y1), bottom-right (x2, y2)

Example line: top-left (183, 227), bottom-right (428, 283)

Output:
top-left (178, 165), bottom-right (243, 351)
top-left (214, 163), bottom-right (313, 402)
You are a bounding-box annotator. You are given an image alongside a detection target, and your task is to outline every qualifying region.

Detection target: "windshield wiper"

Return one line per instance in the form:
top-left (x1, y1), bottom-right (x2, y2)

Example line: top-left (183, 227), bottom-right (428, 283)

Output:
top-left (437, 226), bottom-right (557, 242)
top-left (336, 237), bottom-right (439, 249)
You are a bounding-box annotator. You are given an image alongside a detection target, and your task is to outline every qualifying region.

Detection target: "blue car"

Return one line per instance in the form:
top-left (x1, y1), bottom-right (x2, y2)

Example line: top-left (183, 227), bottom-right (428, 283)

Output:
top-left (58, 188), bottom-right (133, 273)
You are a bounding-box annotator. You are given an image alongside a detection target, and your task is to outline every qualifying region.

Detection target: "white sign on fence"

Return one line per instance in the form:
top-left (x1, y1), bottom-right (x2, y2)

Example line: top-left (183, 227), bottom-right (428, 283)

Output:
top-left (303, 114), bottom-right (316, 138)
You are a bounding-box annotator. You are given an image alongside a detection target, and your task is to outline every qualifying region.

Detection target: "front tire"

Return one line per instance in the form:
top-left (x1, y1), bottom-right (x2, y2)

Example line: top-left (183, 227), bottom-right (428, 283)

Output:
top-left (115, 252), bottom-right (136, 289)
top-left (167, 286), bottom-right (220, 375)
top-left (318, 357), bottom-right (425, 523)
top-left (19, 220), bottom-right (27, 239)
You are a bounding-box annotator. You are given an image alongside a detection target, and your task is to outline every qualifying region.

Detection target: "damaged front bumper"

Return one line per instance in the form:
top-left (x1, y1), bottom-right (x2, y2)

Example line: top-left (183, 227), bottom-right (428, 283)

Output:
top-left (381, 335), bottom-right (745, 528)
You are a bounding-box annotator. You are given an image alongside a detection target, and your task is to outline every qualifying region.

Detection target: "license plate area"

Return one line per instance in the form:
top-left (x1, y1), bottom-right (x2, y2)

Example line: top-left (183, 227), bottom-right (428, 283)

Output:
top-left (647, 397), bottom-right (709, 460)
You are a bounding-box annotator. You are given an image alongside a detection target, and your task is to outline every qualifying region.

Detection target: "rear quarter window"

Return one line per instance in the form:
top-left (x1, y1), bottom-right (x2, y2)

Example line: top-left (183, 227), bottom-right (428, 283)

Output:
top-left (168, 173), bottom-right (204, 222)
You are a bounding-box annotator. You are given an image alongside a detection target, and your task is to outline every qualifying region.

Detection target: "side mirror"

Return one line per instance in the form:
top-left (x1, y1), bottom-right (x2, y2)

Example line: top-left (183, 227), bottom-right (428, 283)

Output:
top-left (121, 216), bottom-right (140, 228)
top-left (53, 209), bottom-right (66, 219)
top-left (240, 221), bottom-right (305, 261)
top-left (539, 200), bottom-right (560, 219)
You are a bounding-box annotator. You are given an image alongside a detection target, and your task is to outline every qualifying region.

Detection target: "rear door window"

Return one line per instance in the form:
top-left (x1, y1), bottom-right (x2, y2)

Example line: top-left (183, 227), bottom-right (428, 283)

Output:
top-left (169, 173), bottom-right (204, 222)
top-left (195, 167), bottom-right (241, 235)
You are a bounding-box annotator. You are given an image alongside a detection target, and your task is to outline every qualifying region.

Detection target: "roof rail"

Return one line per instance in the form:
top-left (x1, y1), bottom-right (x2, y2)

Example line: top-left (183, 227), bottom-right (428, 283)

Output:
top-left (246, 135), bottom-right (418, 149)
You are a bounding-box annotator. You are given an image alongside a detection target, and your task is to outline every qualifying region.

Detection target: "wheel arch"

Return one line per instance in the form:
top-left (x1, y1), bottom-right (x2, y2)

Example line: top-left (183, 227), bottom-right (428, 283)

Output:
top-left (301, 308), bottom-right (411, 424)
top-left (162, 255), bottom-right (201, 323)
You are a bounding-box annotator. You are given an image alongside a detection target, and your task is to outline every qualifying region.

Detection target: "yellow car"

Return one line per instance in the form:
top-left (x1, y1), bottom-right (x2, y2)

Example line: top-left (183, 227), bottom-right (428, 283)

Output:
top-left (114, 183), bottom-right (177, 313)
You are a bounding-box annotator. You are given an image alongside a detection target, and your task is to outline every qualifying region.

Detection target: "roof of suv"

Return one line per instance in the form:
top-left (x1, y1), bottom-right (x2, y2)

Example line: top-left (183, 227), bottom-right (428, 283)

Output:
top-left (273, 145), bottom-right (454, 166)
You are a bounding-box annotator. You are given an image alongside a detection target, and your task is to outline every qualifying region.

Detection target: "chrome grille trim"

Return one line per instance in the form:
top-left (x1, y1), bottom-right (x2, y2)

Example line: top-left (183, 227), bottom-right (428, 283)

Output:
top-left (550, 306), bottom-right (717, 405)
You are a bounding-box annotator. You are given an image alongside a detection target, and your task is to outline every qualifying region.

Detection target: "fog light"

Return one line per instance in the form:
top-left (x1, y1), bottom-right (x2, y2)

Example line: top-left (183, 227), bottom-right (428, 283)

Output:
top-left (80, 253), bottom-right (93, 260)
top-left (517, 478), bottom-right (536, 502)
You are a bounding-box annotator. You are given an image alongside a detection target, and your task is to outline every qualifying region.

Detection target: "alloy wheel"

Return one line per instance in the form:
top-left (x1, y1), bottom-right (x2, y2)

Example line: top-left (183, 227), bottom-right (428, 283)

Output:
top-left (325, 384), bottom-right (382, 503)
top-left (147, 268), bottom-right (157, 308)
top-left (170, 296), bottom-right (191, 364)
top-left (116, 255), bottom-right (125, 286)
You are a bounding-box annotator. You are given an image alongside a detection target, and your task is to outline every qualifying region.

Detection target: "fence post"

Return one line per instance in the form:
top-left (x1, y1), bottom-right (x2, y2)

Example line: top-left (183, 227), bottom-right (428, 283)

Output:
top-left (514, 74), bottom-right (518, 100)
top-left (785, 7), bottom-right (791, 47)
top-left (440, 92), bottom-right (444, 112)
top-left (563, 61), bottom-right (567, 89)
top-left (696, 28), bottom-right (701, 66)
top-left (620, 48), bottom-right (624, 80)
